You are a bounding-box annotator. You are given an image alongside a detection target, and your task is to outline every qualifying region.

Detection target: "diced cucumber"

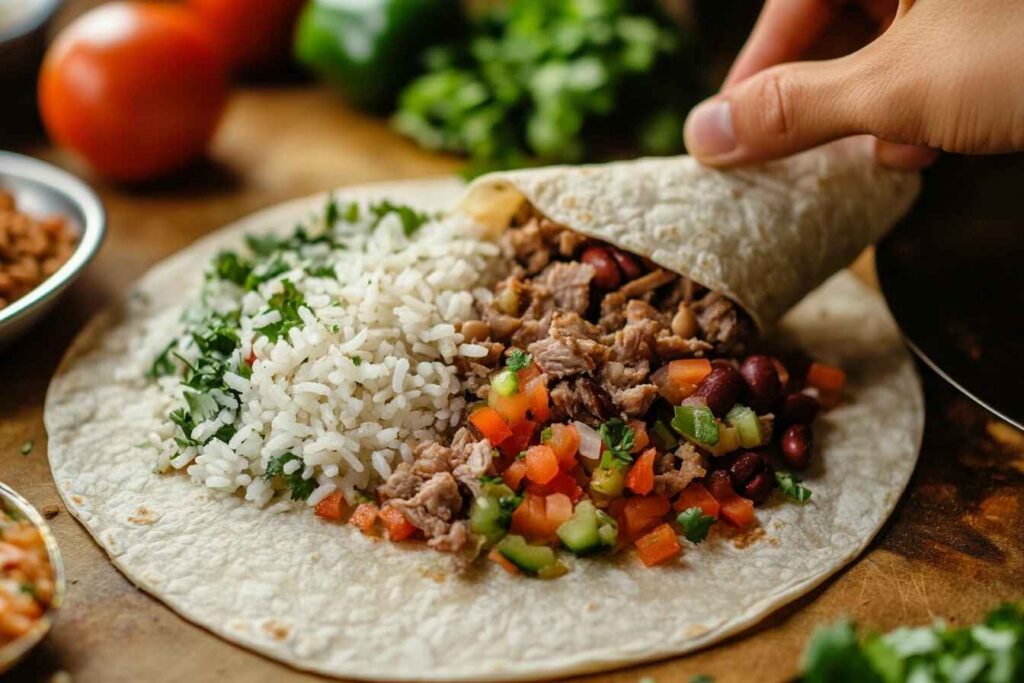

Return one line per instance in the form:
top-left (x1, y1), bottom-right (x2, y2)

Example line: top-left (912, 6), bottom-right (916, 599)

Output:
top-left (490, 369), bottom-right (519, 397)
top-left (470, 483), bottom-right (518, 547)
top-left (672, 405), bottom-right (719, 447)
top-left (589, 466), bottom-right (625, 498)
top-left (495, 534), bottom-right (557, 574)
top-left (725, 405), bottom-right (762, 448)
top-left (596, 509), bottom-right (619, 547)
top-left (557, 500), bottom-right (601, 555)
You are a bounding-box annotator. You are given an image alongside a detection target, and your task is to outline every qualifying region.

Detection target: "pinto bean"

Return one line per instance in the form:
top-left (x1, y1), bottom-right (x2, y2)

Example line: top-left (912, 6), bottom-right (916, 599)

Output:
top-left (780, 423), bottom-right (812, 470)
top-left (740, 355), bottom-right (781, 412)
top-left (460, 320), bottom-right (491, 342)
top-left (670, 302), bottom-right (698, 338)
top-left (693, 365), bottom-right (744, 417)
top-left (580, 246), bottom-right (622, 290)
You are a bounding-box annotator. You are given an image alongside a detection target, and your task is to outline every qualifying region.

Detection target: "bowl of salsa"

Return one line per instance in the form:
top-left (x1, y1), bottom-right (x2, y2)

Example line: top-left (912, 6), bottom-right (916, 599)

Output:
top-left (0, 482), bottom-right (65, 673)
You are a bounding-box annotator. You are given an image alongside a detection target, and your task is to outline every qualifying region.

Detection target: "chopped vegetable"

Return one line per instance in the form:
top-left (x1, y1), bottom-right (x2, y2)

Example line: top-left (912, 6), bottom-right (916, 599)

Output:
top-left (547, 423), bottom-right (580, 470)
top-left (625, 448), bottom-right (656, 495)
top-left (524, 378), bottom-right (550, 423)
top-left (806, 362), bottom-right (846, 394)
top-left (488, 388), bottom-right (531, 425)
top-left (589, 466), bottom-right (625, 499)
top-left (380, 505), bottom-right (416, 541)
top-left (487, 547), bottom-right (520, 575)
top-left (495, 534), bottom-right (559, 575)
top-left (574, 421), bottom-right (602, 460)
top-left (349, 502), bottom-right (379, 534)
top-left (599, 418), bottom-right (635, 455)
top-left (677, 507), bottom-right (715, 544)
top-left (776, 471), bottom-right (813, 502)
top-left (525, 445), bottom-right (559, 485)
top-left (544, 493), bottom-right (573, 531)
top-left (490, 369), bottom-right (519, 397)
top-left (635, 523), bottom-right (681, 567)
top-left (707, 425), bottom-right (741, 456)
top-left (263, 453), bottom-right (316, 501)
top-left (469, 483), bottom-right (520, 547)
top-left (622, 495), bottom-right (671, 539)
top-left (557, 500), bottom-right (613, 555)
top-left (628, 419), bottom-right (650, 453)
top-left (502, 458), bottom-right (528, 491)
top-left (510, 492), bottom-right (552, 542)
top-left (527, 470), bottom-right (583, 503)
top-left (499, 419), bottom-right (537, 459)
top-left (506, 348), bottom-right (531, 372)
top-left (672, 405), bottom-right (719, 447)
top-left (725, 405), bottom-right (763, 448)
top-left (651, 420), bottom-right (679, 451)
top-left (470, 406), bottom-right (513, 444)
top-left (669, 358), bottom-right (712, 386)
top-left (314, 490), bottom-right (346, 520)
top-left (674, 482), bottom-right (720, 518)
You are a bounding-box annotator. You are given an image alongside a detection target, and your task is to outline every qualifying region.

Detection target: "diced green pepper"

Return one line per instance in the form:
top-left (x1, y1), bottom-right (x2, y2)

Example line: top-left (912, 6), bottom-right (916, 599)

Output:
top-left (726, 405), bottom-right (763, 448)
top-left (495, 534), bottom-right (558, 575)
top-left (651, 419), bottom-right (679, 450)
top-left (589, 467), bottom-right (625, 498)
top-left (490, 369), bottom-right (519, 397)
top-left (672, 405), bottom-right (719, 447)
top-left (294, 0), bottom-right (464, 112)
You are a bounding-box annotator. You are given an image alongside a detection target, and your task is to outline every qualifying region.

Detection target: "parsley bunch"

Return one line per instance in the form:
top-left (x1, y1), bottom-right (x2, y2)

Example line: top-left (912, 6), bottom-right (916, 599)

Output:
top-left (394, 0), bottom-right (704, 174)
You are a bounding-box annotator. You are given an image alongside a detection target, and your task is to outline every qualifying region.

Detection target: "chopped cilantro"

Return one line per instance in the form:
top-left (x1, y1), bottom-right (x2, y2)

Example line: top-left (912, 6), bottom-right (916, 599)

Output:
top-left (343, 201), bottom-right (360, 223)
top-left (18, 582), bottom-right (36, 598)
top-left (349, 355), bottom-right (362, 366)
top-left (211, 250), bottom-right (252, 286)
top-left (497, 494), bottom-right (523, 523)
top-left (256, 280), bottom-right (306, 342)
top-left (598, 418), bottom-right (635, 469)
top-left (368, 200), bottom-right (430, 236)
top-left (183, 390), bottom-right (219, 422)
top-left (147, 340), bottom-right (177, 378)
top-left (324, 194), bottom-right (339, 226)
top-left (479, 475), bottom-right (504, 486)
top-left (677, 507), bottom-right (715, 544)
top-left (243, 256), bottom-right (290, 291)
top-left (516, 451), bottom-right (527, 460)
top-left (244, 233), bottom-right (283, 257)
top-left (776, 471), bottom-right (813, 502)
top-left (353, 490), bottom-right (374, 504)
top-left (19, 440), bottom-right (33, 456)
top-left (263, 453), bottom-right (315, 501)
top-left (540, 427), bottom-right (553, 443)
top-left (506, 348), bottom-right (532, 372)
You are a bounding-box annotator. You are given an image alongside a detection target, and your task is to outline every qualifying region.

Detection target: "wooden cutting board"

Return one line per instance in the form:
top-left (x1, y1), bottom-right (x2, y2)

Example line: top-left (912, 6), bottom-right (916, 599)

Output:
top-left (2, 81), bottom-right (1023, 683)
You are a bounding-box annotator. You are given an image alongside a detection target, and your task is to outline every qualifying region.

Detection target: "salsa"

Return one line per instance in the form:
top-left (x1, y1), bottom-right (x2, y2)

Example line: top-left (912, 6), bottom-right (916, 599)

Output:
top-left (0, 503), bottom-right (55, 643)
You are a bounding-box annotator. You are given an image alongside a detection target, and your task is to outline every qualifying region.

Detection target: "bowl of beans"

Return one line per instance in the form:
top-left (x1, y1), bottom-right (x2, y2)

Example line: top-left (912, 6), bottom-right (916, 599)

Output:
top-left (0, 151), bottom-right (105, 348)
top-left (0, 483), bottom-right (66, 673)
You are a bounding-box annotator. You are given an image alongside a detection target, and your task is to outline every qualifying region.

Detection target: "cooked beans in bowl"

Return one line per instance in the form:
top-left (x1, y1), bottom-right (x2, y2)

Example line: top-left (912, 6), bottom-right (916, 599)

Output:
top-left (0, 190), bottom-right (77, 310)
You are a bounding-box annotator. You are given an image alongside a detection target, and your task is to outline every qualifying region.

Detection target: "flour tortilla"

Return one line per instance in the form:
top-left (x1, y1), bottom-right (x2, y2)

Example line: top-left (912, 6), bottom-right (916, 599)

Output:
top-left (459, 136), bottom-right (920, 331)
top-left (46, 167), bottom-right (923, 680)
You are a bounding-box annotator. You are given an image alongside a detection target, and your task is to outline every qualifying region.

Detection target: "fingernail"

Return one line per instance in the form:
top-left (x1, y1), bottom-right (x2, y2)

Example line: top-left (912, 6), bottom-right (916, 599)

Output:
top-left (685, 99), bottom-right (737, 158)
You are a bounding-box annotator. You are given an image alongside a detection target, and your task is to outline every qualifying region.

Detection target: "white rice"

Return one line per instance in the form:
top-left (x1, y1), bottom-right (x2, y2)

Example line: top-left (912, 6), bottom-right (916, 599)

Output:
top-left (147, 206), bottom-right (505, 508)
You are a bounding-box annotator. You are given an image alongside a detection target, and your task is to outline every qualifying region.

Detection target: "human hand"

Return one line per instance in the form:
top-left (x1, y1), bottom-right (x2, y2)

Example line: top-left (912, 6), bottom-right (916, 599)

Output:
top-left (683, 0), bottom-right (1024, 170)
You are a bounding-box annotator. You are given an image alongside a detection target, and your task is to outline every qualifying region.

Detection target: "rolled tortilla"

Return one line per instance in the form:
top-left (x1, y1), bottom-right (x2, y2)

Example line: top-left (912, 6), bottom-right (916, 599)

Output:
top-left (458, 137), bottom-right (920, 331)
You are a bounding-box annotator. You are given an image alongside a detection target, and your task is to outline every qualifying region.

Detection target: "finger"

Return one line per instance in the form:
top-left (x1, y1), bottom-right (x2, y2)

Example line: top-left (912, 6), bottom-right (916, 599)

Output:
top-left (874, 139), bottom-right (940, 170)
top-left (685, 54), bottom-right (874, 166)
top-left (724, 0), bottom-right (840, 89)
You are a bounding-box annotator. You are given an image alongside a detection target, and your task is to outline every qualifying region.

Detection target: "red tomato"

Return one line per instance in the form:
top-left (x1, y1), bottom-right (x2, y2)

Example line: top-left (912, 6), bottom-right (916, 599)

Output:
top-left (525, 445), bottom-right (559, 485)
top-left (314, 490), bottom-right (346, 521)
top-left (380, 506), bottom-right (416, 542)
top-left (625, 448), bottom-right (656, 496)
top-left (469, 407), bottom-right (512, 445)
top-left (546, 423), bottom-right (580, 470)
top-left (186, 0), bottom-right (305, 72)
top-left (502, 459), bottom-right (528, 492)
top-left (622, 495), bottom-right (671, 539)
top-left (635, 523), bottom-right (681, 567)
top-left (674, 482), bottom-right (720, 518)
top-left (39, 2), bottom-right (229, 182)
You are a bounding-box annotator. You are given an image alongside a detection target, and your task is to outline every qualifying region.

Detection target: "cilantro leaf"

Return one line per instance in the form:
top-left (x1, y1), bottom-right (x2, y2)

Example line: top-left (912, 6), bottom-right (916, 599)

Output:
top-left (324, 194), bottom-right (339, 226)
top-left (211, 251), bottom-right (252, 286)
top-left (147, 340), bottom-right (177, 379)
top-left (263, 453), bottom-right (315, 501)
top-left (598, 418), bottom-right (635, 469)
top-left (776, 471), bottom-right (813, 502)
top-left (506, 348), bottom-right (532, 372)
top-left (256, 280), bottom-right (306, 342)
top-left (368, 200), bottom-right (430, 236)
top-left (677, 507), bottom-right (715, 544)
top-left (479, 475), bottom-right (504, 486)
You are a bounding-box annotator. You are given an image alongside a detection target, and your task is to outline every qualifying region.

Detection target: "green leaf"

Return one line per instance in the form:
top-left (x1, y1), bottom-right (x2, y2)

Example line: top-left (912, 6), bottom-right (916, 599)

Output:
top-left (776, 471), bottom-right (813, 502)
top-left (677, 507), bottom-right (715, 544)
top-left (264, 453), bottom-right (315, 501)
top-left (598, 417), bottom-right (634, 453)
top-left (506, 348), bottom-right (532, 372)
top-left (211, 251), bottom-right (252, 286)
top-left (147, 340), bottom-right (177, 379)
top-left (802, 620), bottom-right (884, 683)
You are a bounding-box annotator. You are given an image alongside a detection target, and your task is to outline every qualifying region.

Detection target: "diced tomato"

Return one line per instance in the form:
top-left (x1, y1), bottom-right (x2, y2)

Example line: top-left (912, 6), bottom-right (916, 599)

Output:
top-left (669, 358), bottom-right (712, 386)
top-left (526, 470), bottom-right (583, 503)
top-left (625, 448), bottom-right (656, 495)
top-left (517, 363), bottom-right (541, 387)
top-left (635, 523), bottom-right (681, 567)
top-left (622, 495), bottom-right (671, 539)
top-left (488, 389), bottom-right (531, 426)
top-left (525, 445), bottom-right (559, 485)
top-left (488, 547), bottom-right (520, 575)
top-left (705, 471), bottom-right (755, 528)
top-left (525, 378), bottom-right (550, 423)
top-left (314, 490), bottom-right (346, 521)
top-left (629, 419), bottom-right (650, 453)
top-left (470, 407), bottom-right (513, 445)
top-left (511, 492), bottom-right (553, 542)
top-left (546, 423), bottom-right (580, 470)
top-left (806, 362), bottom-right (845, 394)
top-left (499, 419), bottom-right (537, 459)
top-left (380, 506), bottom-right (417, 541)
top-left (349, 503), bottom-right (379, 535)
top-left (674, 482), bottom-right (720, 518)
top-left (502, 458), bottom-right (528, 491)
top-left (545, 493), bottom-right (573, 530)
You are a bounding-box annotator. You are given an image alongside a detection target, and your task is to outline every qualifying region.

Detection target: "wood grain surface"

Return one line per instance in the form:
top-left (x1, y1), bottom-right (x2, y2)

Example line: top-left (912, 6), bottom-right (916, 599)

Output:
top-left (2, 7), bottom-right (1023, 682)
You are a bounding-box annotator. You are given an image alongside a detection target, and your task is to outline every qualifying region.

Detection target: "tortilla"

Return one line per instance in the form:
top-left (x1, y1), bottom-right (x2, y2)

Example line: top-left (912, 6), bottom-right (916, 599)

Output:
top-left (46, 160), bottom-right (923, 680)
top-left (459, 136), bottom-right (920, 331)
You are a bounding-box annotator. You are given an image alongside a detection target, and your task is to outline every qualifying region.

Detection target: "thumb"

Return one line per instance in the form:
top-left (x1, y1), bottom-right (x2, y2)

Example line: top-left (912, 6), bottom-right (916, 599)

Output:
top-left (684, 54), bottom-right (877, 166)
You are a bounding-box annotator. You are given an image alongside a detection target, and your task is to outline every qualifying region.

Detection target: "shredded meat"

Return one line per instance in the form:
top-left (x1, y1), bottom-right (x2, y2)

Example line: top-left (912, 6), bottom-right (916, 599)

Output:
top-left (500, 219), bottom-right (551, 274)
top-left (617, 268), bottom-right (676, 299)
top-left (598, 291), bottom-right (628, 332)
top-left (654, 332), bottom-right (713, 360)
top-left (609, 384), bottom-right (659, 416)
top-left (610, 318), bottom-right (659, 364)
top-left (428, 520), bottom-right (472, 552)
top-left (528, 313), bottom-right (607, 378)
top-left (653, 443), bottom-right (707, 497)
top-left (694, 291), bottom-right (751, 353)
top-left (482, 307), bottom-right (522, 341)
top-left (452, 438), bottom-right (495, 497)
top-left (537, 261), bottom-right (594, 315)
top-left (390, 471), bottom-right (465, 541)
top-left (549, 376), bottom-right (616, 426)
top-left (378, 442), bottom-right (453, 501)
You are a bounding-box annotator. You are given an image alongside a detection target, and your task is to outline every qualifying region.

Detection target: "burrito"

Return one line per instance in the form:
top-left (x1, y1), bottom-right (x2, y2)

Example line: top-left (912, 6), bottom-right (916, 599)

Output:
top-left (46, 138), bottom-right (924, 680)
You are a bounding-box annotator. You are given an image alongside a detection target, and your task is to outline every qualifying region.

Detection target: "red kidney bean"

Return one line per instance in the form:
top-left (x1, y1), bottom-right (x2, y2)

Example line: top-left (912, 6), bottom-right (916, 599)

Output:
top-left (778, 392), bottom-right (820, 425)
top-left (780, 423), bottom-right (812, 470)
top-left (728, 451), bottom-right (775, 503)
top-left (740, 355), bottom-right (781, 412)
top-left (609, 247), bottom-right (643, 280)
top-left (706, 468), bottom-right (735, 500)
top-left (580, 246), bottom-right (622, 290)
top-left (694, 365), bottom-right (745, 417)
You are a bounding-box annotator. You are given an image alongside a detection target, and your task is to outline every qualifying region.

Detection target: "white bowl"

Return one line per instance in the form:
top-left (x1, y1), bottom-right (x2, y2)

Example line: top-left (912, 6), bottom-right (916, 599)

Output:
top-left (0, 152), bottom-right (105, 348)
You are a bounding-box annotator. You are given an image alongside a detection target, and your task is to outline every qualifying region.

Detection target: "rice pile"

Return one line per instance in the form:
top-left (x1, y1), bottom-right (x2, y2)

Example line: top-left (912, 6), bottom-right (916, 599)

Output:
top-left (141, 200), bottom-right (505, 509)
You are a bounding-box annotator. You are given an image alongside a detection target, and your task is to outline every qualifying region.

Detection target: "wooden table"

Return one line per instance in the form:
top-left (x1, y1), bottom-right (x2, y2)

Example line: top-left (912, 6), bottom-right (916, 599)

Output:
top-left (3, 30), bottom-right (1024, 683)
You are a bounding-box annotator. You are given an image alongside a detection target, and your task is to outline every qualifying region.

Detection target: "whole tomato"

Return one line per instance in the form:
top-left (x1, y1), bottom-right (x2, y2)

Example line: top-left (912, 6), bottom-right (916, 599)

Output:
top-left (38, 2), bottom-right (229, 182)
top-left (186, 0), bottom-right (307, 72)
